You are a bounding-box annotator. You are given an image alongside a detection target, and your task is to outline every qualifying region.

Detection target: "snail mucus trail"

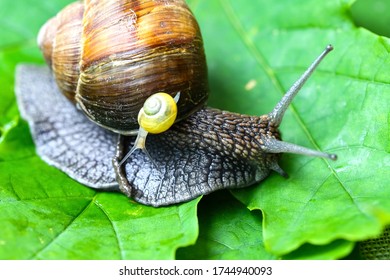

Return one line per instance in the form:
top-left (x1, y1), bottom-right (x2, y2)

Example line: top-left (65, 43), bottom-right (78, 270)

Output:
top-left (15, 0), bottom-right (337, 207)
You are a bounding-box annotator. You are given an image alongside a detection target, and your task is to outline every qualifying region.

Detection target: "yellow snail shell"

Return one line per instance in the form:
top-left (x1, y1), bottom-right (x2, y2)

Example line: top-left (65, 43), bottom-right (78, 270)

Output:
top-left (138, 92), bottom-right (178, 134)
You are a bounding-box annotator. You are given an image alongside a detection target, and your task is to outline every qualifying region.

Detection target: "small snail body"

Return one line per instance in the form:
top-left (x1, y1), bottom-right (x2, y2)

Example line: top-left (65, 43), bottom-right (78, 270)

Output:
top-left (16, 0), bottom-right (337, 206)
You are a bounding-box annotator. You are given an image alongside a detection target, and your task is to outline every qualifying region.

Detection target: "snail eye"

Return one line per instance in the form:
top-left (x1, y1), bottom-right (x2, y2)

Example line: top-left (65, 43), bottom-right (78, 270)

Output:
top-left (138, 92), bottom-right (178, 134)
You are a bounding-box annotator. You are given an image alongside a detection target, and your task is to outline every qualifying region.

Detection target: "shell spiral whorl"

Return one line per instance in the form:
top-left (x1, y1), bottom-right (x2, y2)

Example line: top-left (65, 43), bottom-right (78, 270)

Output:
top-left (138, 92), bottom-right (178, 134)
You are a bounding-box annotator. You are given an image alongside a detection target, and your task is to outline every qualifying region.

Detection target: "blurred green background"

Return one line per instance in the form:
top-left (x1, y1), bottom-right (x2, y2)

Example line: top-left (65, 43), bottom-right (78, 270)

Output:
top-left (351, 0), bottom-right (390, 38)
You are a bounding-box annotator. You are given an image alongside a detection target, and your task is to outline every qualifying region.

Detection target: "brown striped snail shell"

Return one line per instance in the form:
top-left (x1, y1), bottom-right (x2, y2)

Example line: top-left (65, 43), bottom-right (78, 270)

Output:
top-left (37, 0), bottom-right (208, 135)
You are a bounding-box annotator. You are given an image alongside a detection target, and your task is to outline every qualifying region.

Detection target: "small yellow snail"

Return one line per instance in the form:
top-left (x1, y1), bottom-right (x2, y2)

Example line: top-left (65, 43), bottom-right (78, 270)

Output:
top-left (138, 92), bottom-right (179, 135)
top-left (16, 0), bottom-right (337, 207)
top-left (119, 92), bottom-right (180, 166)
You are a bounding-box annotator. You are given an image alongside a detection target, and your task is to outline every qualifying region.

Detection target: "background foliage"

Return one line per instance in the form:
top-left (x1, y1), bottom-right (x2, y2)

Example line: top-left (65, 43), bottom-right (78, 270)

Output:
top-left (0, 0), bottom-right (389, 259)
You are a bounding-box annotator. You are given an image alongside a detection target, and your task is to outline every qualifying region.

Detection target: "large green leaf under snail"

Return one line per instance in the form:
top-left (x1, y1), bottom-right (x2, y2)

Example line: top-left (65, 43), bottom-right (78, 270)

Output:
top-left (15, 0), bottom-right (337, 207)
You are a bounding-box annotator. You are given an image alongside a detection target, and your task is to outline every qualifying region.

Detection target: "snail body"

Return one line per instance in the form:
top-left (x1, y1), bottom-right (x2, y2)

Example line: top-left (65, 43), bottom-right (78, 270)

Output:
top-left (16, 0), bottom-right (337, 206)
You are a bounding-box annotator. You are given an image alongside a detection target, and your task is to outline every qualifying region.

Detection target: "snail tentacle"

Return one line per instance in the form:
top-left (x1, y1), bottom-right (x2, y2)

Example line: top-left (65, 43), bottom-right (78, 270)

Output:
top-left (263, 138), bottom-right (337, 161)
top-left (118, 127), bottom-right (152, 166)
top-left (269, 45), bottom-right (334, 126)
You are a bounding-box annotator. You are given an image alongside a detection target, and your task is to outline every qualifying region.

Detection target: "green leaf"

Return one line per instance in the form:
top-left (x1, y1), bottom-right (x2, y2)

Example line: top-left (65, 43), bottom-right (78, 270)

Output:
top-left (351, 0), bottom-right (390, 38)
top-left (0, 151), bottom-right (200, 259)
top-left (1, 0), bottom-right (390, 260)
top-left (212, 0), bottom-right (390, 256)
top-left (282, 240), bottom-right (356, 260)
top-left (177, 191), bottom-right (277, 260)
top-left (1, 0), bottom-right (200, 260)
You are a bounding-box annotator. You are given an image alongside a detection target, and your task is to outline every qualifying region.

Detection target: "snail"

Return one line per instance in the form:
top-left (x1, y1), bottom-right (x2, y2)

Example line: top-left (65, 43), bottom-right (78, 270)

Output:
top-left (118, 91), bottom-right (181, 166)
top-left (15, 0), bottom-right (337, 207)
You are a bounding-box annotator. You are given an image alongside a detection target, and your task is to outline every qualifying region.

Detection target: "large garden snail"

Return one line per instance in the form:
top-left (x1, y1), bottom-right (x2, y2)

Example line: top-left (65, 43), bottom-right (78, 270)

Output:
top-left (16, 0), bottom-right (337, 207)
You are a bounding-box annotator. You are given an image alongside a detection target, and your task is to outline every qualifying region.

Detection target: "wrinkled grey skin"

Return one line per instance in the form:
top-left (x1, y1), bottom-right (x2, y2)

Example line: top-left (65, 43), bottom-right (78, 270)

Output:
top-left (16, 65), bottom-right (119, 190)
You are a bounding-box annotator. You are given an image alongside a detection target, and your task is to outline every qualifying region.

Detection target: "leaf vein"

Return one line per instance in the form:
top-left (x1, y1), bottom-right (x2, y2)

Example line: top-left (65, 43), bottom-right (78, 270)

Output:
top-left (28, 197), bottom-right (95, 259)
top-left (93, 196), bottom-right (124, 260)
